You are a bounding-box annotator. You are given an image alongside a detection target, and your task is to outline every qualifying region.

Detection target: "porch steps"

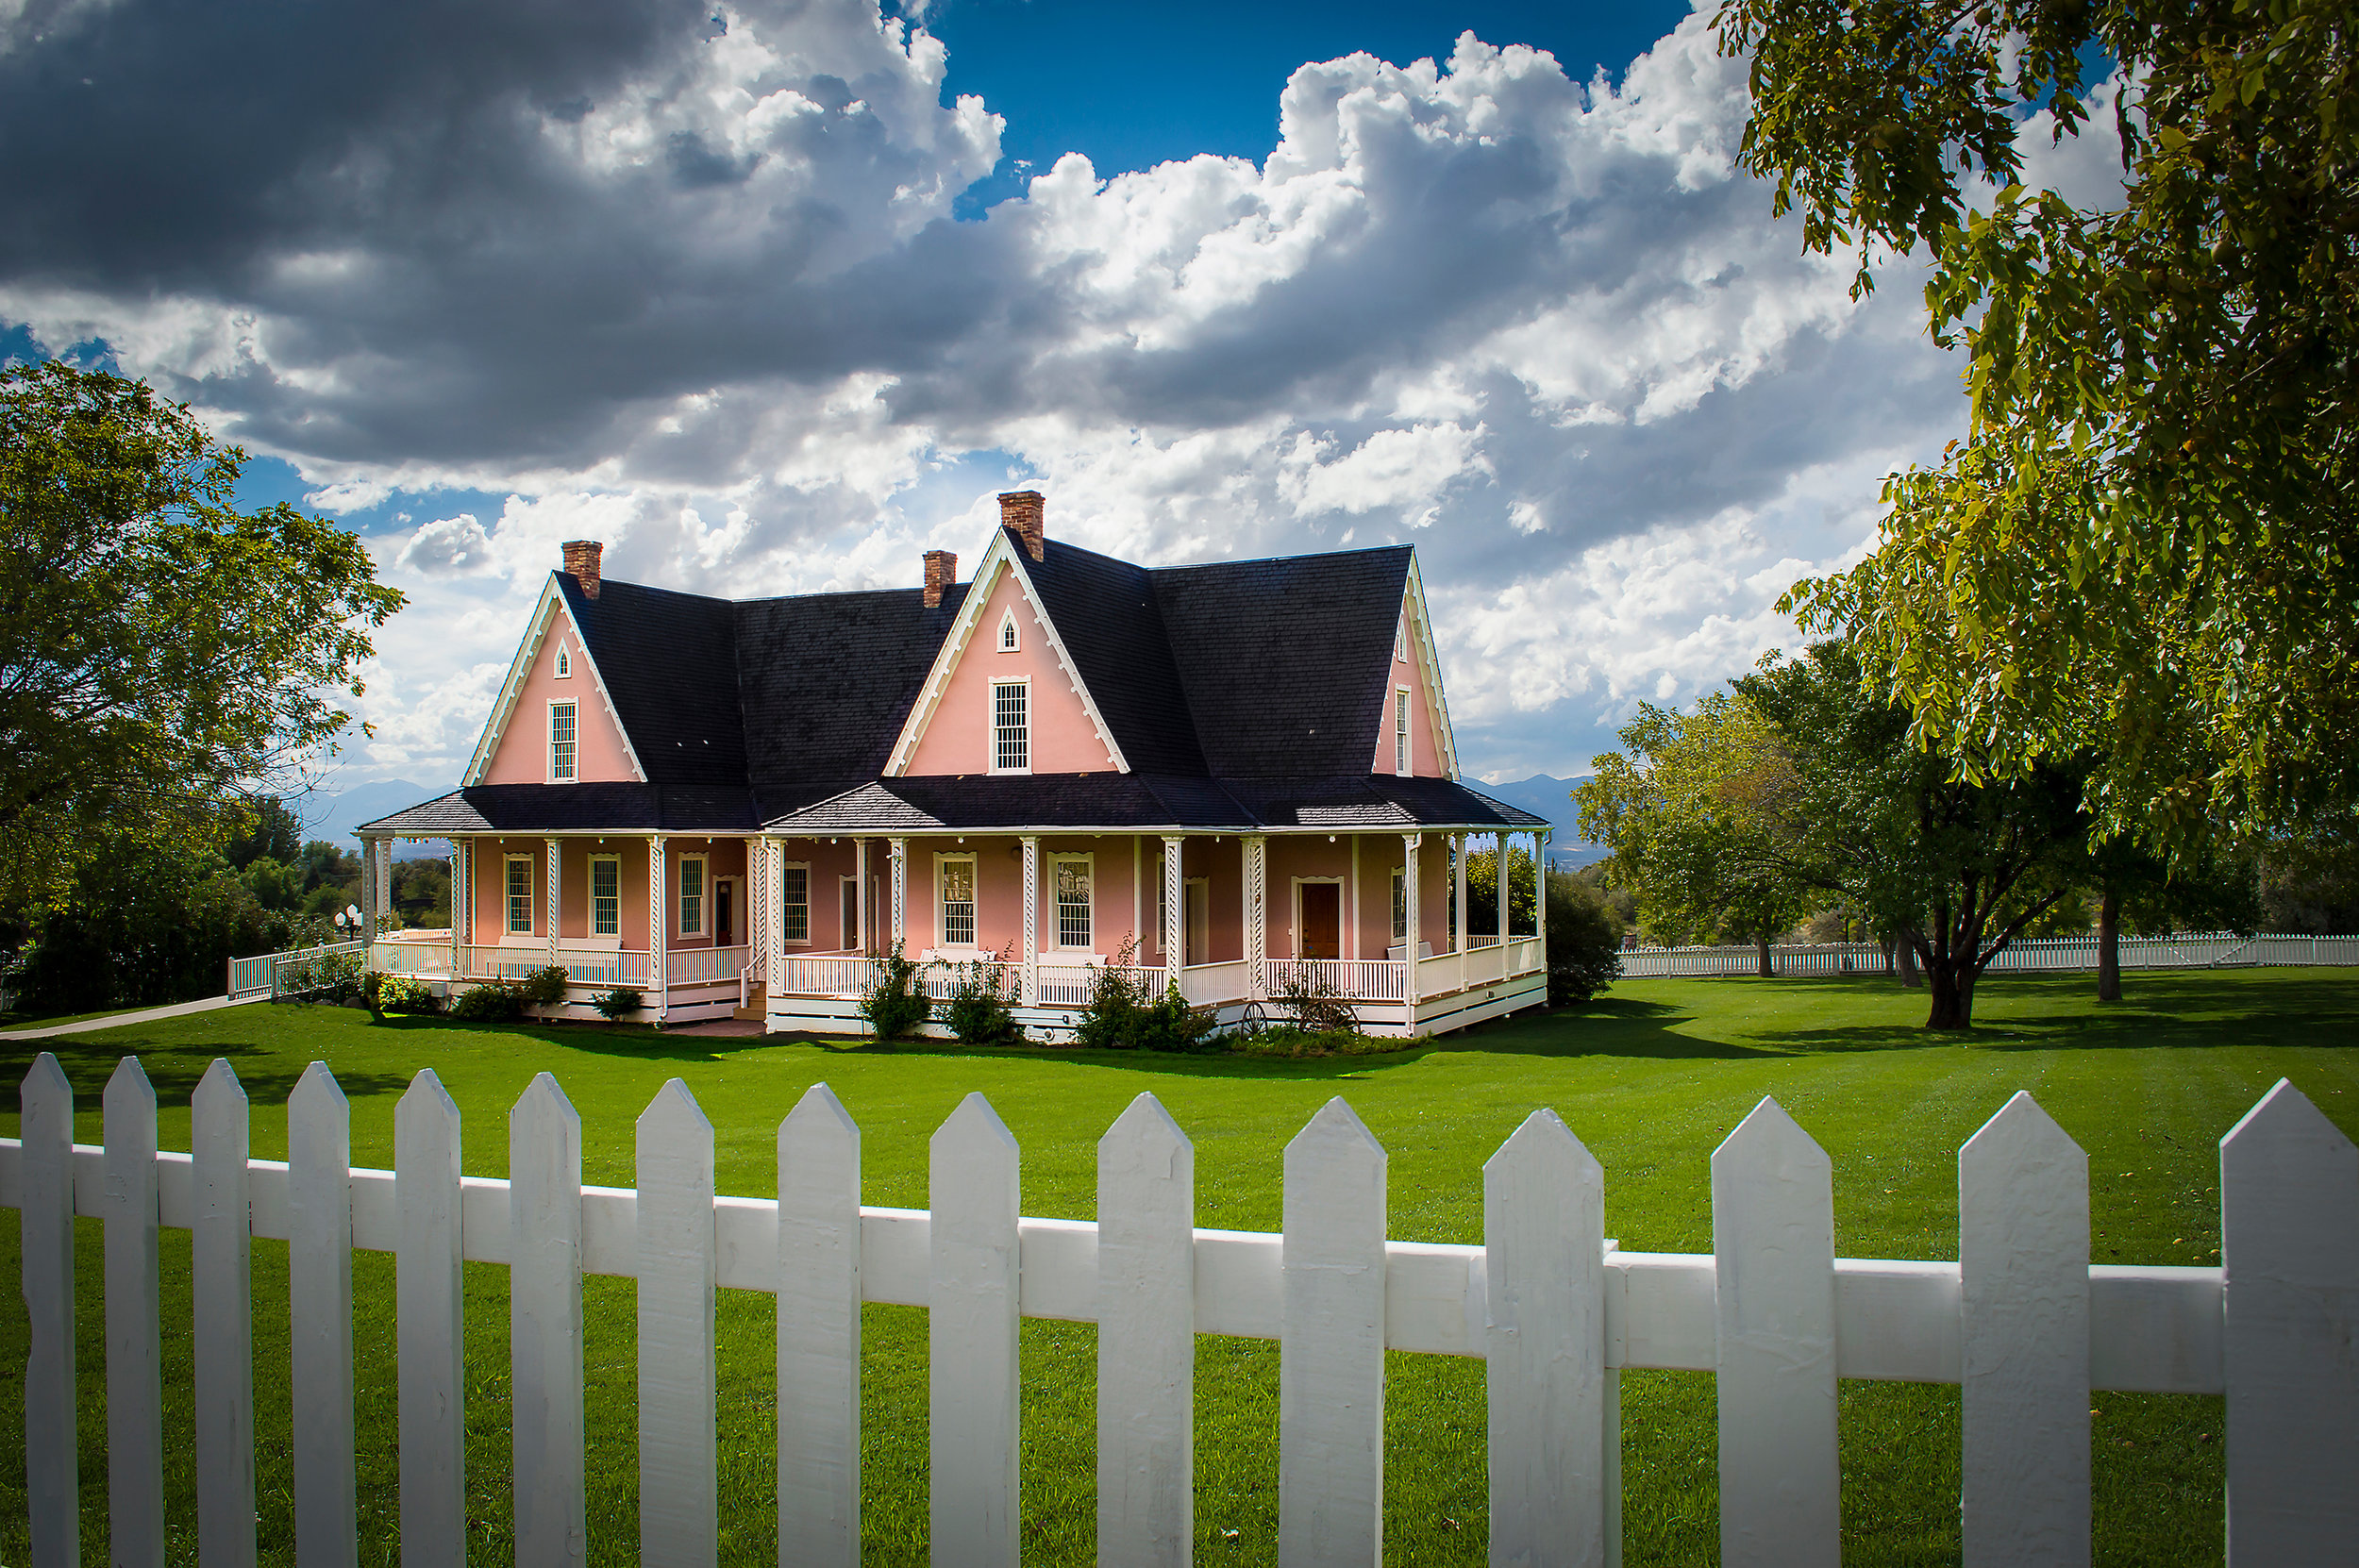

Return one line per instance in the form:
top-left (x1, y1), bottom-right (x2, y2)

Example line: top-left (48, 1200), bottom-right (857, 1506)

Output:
top-left (732, 984), bottom-right (766, 1024)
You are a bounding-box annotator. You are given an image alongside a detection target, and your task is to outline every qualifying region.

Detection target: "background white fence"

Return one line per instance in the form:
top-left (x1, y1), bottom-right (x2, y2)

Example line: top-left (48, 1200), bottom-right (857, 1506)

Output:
top-left (1620, 931), bottom-right (2359, 978)
top-left (6, 1053), bottom-right (2355, 1565)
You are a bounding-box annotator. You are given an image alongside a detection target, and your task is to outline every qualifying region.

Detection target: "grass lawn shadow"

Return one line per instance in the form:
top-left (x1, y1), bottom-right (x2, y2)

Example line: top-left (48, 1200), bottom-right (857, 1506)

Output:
top-left (3, 1030), bottom-right (414, 1108)
top-left (1421, 996), bottom-right (1790, 1060)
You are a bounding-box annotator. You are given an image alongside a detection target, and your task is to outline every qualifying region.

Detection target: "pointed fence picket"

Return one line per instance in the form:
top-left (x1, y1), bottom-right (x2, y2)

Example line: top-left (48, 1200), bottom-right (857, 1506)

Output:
top-left (7, 1065), bottom-right (2357, 1564)
top-left (192, 1059), bottom-right (259, 1568)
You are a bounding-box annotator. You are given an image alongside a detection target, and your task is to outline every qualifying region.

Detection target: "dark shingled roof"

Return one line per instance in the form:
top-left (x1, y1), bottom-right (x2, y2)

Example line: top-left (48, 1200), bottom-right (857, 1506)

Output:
top-left (366, 537), bottom-right (1494, 839)
top-left (1148, 545), bottom-right (1414, 776)
top-left (359, 784), bottom-right (758, 836)
top-left (764, 773), bottom-right (1540, 834)
top-left (1020, 533), bottom-right (1206, 774)
top-left (559, 575), bottom-right (746, 786)
top-left (732, 584), bottom-right (970, 818)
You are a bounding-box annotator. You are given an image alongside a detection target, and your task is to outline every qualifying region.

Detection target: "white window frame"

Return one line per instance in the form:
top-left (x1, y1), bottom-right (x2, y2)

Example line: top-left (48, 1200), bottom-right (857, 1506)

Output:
top-left (506, 854), bottom-right (536, 936)
top-left (780, 861), bottom-right (811, 946)
top-left (1391, 867), bottom-right (1409, 942)
top-left (589, 853), bottom-right (620, 938)
top-left (936, 853), bottom-right (979, 950)
top-left (1293, 876), bottom-right (1345, 959)
top-left (1048, 852), bottom-right (1094, 951)
top-left (997, 609), bottom-right (1021, 652)
top-left (1395, 619), bottom-right (1406, 664)
top-left (549, 699), bottom-right (578, 783)
top-left (555, 644), bottom-right (572, 678)
top-left (1394, 687), bottom-right (1412, 776)
top-left (990, 676), bottom-right (1031, 775)
top-left (676, 853), bottom-right (707, 939)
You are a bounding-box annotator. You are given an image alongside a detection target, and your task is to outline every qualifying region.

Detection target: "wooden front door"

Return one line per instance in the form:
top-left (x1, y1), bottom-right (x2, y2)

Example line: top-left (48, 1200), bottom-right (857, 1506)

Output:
top-left (714, 879), bottom-right (734, 947)
top-left (1299, 882), bottom-right (1342, 959)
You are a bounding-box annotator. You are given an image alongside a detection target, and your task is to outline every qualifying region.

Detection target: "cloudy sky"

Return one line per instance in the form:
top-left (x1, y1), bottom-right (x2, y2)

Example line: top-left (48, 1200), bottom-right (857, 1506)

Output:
top-left (1, 0), bottom-right (2122, 805)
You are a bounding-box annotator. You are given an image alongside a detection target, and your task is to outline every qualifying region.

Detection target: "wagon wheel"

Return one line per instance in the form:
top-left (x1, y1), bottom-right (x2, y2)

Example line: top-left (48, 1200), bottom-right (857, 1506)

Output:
top-left (1239, 998), bottom-right (1271, 1035)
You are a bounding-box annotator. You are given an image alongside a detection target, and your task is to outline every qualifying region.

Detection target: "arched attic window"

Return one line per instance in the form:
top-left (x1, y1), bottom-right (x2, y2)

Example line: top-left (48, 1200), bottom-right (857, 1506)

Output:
top-left (555, 645), bottom-right (572, 677)
top-left (998, 609), bottom-right (1020, 652)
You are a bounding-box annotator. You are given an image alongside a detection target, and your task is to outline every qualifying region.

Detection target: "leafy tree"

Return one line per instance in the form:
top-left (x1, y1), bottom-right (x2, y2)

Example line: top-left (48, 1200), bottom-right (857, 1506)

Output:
top-left (1544, 870), bottom-right (1626, 1005)
top-left (2081, 831), bottom-right (2259, 999)
top-left (1460, 841), bottom-right (1537, 937)
top-left (1737, 644), bottom-right (2090, 1027)
top-left (1574, 692), bottom-right (1818, 974)
top-left (1720, 0), bottom-right (2359, 841)
top-left (0, 361), bottom-right (403, 910)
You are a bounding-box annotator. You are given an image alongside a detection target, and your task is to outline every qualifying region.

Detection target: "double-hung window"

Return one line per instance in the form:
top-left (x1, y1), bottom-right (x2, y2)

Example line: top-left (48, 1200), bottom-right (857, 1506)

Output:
top-left (939, 857), bottom-right (977, 947)
top-left (678, 856), bottom-right (706, 937)
top-left (1393, 689), bottom-right (1411, 775)
top-left (1052, 856), bottom-right (1092, 949)
top-left (507, 856), bottom-right (534, 934)
top-left (1391, 868), bottom-right (1408, 942)
top-left (780, 864), bottom-right (810, 943)
top-left (590, 855), bottom-right (620, 936)
top-left (992, 681), bottom-right (1029, 773)
top-left (550, 702), bottom-right (577, 781)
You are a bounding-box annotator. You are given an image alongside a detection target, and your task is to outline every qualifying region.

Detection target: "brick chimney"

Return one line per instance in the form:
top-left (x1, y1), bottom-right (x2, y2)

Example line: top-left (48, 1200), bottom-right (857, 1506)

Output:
top-left (561, 540), bottom-right (603, 599)
top-left (923, 549), bottom-right (957, 609)
top-left (998, 490), bottom-right (1045, 561)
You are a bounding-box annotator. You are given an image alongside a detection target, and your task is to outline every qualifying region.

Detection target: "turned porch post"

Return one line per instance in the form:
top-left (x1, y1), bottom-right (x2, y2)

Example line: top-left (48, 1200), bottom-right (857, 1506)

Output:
top-left (889, 838), bottom-right (908, 950)
top-left (1495, 831), bottom-right (1509, 947)
top-left (360, 837), bottom-right (378, 943)
top-left (761, 839), bottom-right (782, 995)
top-left (1020, 836), bottom-right (1041, 1007)
top-left (447, 842), bottom-right (461, 976)
top-left (545, 838), bottom-right (561, 967)
top-left (1161, 836), bottom-right (1184, 976)
top-left (1244, 835), bottom-right (1268, 999)
top-left (1533, 831), bottom-right (1548, 959)
top-left (1453, 833), bottom-right (1469, 953)
top-left (648, 836), bottom-right (667, 1024)
top-left (1403, 832), bottom-right (1421, 1033)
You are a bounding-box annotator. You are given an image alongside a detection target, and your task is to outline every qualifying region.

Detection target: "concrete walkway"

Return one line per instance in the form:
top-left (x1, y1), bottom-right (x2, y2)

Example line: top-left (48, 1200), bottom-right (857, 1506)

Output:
top-left (0, 993), bottom-right (263, 1043)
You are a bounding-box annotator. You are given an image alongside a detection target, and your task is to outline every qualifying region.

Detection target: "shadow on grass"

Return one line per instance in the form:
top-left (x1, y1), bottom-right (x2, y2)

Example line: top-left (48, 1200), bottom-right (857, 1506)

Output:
top-left (1419, 996), bottom-right (1791, 1061)
top-left (0, 1033), bottom-right (413, 1109)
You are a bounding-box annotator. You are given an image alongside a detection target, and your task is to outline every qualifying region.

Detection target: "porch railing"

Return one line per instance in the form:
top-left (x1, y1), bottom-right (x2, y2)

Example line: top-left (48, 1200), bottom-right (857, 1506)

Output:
top-left (666, 945), bottom-right (751, 986)
top-left (1265, 958), bottom-right (1409, 1002)
top-left (227, 942), bottom-right (368, 1001)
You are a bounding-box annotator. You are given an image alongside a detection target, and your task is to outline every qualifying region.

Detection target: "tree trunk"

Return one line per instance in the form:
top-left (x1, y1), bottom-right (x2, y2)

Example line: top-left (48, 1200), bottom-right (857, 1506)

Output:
top-left (1923, 954), bottom-right (1977, 1029)
top-left (1755, 933), bottom-right (1774, 977)
top-left (1896, 929), bottom-right (1923, 989)
top-left (2097, 883), bottom-right (2122, 1003)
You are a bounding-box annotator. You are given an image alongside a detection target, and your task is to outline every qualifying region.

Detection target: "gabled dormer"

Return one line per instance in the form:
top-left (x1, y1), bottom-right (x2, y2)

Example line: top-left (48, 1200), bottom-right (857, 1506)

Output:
top-left (887, 496), bottom-right (1132, 777)
top-left (463, 546), bottom-right (647, 787)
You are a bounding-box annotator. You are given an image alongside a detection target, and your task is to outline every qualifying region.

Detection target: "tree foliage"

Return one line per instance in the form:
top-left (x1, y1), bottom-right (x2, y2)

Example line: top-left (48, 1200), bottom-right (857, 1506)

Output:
top-left (1719, 0), bottom-right (2359, 839)
top-left (1573, 691), bottom-right (1818, 960)
top-left (0, 360), bottom-right (404, 909)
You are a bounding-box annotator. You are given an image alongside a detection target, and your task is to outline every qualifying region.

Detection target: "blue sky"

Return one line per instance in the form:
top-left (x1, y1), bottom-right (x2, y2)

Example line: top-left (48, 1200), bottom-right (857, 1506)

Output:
top-left (4, 0), bottom-right (2120, 812)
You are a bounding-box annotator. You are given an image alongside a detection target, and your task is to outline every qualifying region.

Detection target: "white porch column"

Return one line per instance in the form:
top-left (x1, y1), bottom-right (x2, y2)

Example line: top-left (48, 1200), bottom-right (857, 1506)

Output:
top-left (648, 836), bottom-right (668, 1023)
top-left (1453, 833), bottom-right (1469, 954)
top-left (1402, 833), bottom-right (1422, 1032)
top-left (761, 839), bottom-right (781, 995)
top-left (448, 843), bottom-right (462, 976)
top-left (1244, 835), bottom-right (1268, 999)
top-left (1161, 836), bottom-right (1184, 976)
top-left (1496, 832), bottom-right (1510, 947)
top-left (889, 839), bottom-right (908, 950)
top-left (545, 838), bottom-right (561, 966)
top-left (378, 838), bottom-right (394, 929)
top-left (360, 838), bottom-right (378, 943)
top-left (1020, 837), bottom-right (1041, 1006)
top-left (1533, 831), bottom-right (1548, 959)
top-left (854, 839), bottom-right (871, 954)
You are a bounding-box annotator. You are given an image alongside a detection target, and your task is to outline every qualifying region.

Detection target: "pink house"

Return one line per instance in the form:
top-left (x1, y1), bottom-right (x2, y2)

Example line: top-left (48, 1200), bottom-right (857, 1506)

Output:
top-left (360, 493), bottom-right (1549, 1036)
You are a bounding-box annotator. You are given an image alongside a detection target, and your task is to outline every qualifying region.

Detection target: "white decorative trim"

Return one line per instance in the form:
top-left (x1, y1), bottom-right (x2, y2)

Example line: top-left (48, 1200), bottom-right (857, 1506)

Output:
top-left (1161, 837), bottom-right (1184, 971)
top-left (1020, 837), bottom-right (1041, 1005)
top-left (545, 838), bottom-right (561, 962)
top-left (883, 531), bottom-right (1131, 776)
top-left (997, 609), bottom-right (1021, 652)
top-left (1397, 556), bottom-right (1463, 781)
top-left (462, 576), bottom-right (647, 787)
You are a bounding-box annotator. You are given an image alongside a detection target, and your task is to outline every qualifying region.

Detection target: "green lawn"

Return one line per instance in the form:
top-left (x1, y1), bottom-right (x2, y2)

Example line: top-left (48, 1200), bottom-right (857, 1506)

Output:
top-left (4, 968), bottom-right (2355, 1566)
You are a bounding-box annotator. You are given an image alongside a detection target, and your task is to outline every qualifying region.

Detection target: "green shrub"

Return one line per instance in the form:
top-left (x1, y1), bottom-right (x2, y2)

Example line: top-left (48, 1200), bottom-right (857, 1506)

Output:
top-left (449, 981), bottom-right (525, 1022)
top-left (941, 952), bottom-right (1021, 1045)
top-left (1546, 871), bottom-right (1625, 1005)
top-left (1228, 1026), bottom-right (1401, 1059)
top-left (1074, 937), bottom-right (1217, 1051)
top-left (857, 940), bottom-right (930, 1041)
top-left (517, 965), bottom-right (570, 1006)
top-left (1136, 982), bottom-right (1218, 1053)
top-left (591, 986), bottom-right (643, 1022)
top-left (372, 973), bottom-right (443, 1016)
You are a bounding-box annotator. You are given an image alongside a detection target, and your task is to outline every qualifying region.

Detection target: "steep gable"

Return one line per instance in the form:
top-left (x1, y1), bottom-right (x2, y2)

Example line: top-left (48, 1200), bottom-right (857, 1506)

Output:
top-left (462, 578), bottom-right (647, 787)
top-left (888, 531), bottom-right (1130, 776)
top-left (1368, 574), bottom-right (1456, 778)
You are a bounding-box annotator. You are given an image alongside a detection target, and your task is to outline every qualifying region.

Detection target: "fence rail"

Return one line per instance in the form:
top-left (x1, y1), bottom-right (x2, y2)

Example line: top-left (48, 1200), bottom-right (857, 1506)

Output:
top-left (6, 1054), bottom-right (2352, 1565)
top-left (1619, 932), bottom-right (2359, 978)
top-left (226, 942), bottom-right (367, 1001)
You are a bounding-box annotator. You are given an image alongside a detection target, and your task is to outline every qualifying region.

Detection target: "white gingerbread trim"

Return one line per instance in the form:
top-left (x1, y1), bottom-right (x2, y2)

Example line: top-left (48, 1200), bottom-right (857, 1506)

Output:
top-left (461, 575), bottom-right (648, 788)
top-left (1394, 553), bottom-right (1462, 781)
top-left (884, 528), bottom-right (1131, 776)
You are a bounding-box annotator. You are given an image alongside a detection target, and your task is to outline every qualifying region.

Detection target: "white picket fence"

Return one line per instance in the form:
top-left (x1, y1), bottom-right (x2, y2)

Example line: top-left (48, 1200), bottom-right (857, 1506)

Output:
top-left (7, 1055), bottom-right (2357, 1566)
top-left (1620, 931), bottom-right (2359, 979)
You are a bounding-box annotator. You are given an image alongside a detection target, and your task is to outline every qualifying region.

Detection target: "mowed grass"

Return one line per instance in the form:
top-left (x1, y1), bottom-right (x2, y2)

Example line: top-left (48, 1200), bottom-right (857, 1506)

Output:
top-left (3, 968), bottom-right (2356, 1566)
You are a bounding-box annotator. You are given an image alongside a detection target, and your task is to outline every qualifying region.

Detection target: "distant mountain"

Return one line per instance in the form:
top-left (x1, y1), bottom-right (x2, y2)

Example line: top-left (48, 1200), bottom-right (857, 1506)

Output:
top-left (295, 779), bottom-right (452, 860)
top-left (1464, 773), bottom-right (1610, 869)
